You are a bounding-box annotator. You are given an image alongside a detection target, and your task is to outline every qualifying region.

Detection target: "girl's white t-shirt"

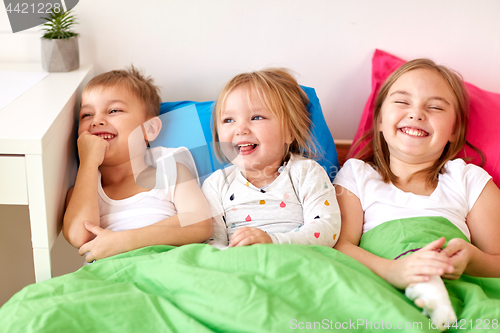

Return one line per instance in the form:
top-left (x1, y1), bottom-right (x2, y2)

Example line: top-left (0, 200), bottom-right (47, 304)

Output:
top-left (333, 158), bottom-right (491, 240)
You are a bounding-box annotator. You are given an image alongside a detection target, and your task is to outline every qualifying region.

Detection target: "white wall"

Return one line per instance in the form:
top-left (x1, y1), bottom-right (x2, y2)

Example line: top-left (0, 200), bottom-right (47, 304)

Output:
top-left (1, 0), bottom-right (500, 140)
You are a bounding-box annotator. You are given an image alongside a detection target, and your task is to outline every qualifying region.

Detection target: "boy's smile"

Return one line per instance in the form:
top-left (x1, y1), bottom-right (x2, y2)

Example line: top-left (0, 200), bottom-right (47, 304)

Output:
top-left (92, 131), bottom-right (117, 141)
top-left (79, 85), bottom-right (149, 166)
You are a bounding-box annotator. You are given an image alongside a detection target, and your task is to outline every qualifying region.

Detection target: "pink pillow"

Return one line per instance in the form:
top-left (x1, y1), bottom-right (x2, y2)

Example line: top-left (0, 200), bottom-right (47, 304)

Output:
top-left (350, 49), bottom-right (500, 187)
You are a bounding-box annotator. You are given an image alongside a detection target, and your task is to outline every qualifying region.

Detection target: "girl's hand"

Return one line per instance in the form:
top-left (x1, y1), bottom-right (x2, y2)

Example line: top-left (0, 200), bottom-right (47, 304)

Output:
top-left (441, 238), bottom-right (473, 280)
top-left (78, 222), bottom-right (124, 262)
top-left (77, 131), bottom-right (109, 168)
top-left (228, 227), bottom-right (273, 247)
top-left (386, 237), bottom-right (454, 289)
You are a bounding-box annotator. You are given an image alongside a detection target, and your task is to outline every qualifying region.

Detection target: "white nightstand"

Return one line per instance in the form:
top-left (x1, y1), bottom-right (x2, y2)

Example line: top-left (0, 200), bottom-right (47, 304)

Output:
top-left (0, 63), bottom-right (93, 282)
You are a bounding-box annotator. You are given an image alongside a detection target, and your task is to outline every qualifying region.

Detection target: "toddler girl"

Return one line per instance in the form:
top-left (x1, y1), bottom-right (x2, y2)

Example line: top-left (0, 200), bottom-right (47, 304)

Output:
top-left (202, 68), bottom-right (341, 248)
top-left (333, 59), bottom-right (500, 330)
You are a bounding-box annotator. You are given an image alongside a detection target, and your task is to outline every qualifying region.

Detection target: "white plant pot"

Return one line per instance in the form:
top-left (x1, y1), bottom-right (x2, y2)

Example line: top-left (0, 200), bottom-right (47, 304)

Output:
top-left (41, 36), bottom-right (79, 72)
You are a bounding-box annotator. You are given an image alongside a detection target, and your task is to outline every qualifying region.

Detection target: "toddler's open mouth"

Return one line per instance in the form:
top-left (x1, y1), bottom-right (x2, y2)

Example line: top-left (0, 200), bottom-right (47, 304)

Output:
top-left (237, 143), bottom-right (258, 154)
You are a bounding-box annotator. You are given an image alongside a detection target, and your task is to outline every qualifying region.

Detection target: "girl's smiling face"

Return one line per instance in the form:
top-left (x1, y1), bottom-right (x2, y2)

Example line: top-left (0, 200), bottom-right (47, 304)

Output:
top-left (379, 68), bottom-right (458, 166)
top-left (79, 85), bottom-right (149, 166)
top-left (218, 85), bottom-right (294, 182)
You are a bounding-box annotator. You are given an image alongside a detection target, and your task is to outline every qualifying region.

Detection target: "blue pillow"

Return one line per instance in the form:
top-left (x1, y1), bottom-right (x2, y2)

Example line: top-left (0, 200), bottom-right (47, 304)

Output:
top-left (154, 86), bottom-right (339, 183)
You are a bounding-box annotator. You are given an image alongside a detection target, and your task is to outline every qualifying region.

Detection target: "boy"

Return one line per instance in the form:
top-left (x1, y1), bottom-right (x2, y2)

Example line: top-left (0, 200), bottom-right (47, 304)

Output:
top-left (63, 66), bottom-right (212, 263)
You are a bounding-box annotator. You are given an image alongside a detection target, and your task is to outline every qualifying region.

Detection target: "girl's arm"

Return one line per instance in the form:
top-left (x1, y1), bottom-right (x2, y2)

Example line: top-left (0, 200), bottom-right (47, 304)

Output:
top-left (334, 185), bottom-right (453, 289)
top-left (78, 163), bottom-right (213, 262)
top-left (442, 179), bottom-right (500, 278)
top-left (63, 131), bottom-right (108, 248)
top-left (268, 160), bottom-right (340, 246)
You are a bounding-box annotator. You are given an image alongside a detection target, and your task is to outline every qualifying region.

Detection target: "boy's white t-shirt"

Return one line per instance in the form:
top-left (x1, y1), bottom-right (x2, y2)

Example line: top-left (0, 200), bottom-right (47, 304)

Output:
top-left (97, 147), bottom-right (198, 232)
top-left (333, 158), bottom-right (492, 241)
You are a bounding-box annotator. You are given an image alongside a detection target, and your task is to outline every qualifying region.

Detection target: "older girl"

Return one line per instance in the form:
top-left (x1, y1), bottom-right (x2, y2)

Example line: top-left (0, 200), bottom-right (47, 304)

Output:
top-left (334, 59), bottom-right (500, 330)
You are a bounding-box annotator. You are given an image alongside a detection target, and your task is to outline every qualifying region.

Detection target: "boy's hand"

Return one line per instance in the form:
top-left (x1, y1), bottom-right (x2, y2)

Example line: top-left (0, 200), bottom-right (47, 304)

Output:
top-left (386, 237), bottom-right (454, 289)
top-left (441, 238), bottom-right (472, 279)
top-left (228, 227), bottom-right (273, 247)
top-left (78, 131), bottom-right (109, 167)
top-left (78, 222), bottom-right (124, 262)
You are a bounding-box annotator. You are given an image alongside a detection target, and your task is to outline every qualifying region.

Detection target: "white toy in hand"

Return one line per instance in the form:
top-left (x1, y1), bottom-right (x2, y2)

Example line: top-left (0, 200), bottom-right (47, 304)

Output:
top-left (405, 275), bottom-right (457, 332)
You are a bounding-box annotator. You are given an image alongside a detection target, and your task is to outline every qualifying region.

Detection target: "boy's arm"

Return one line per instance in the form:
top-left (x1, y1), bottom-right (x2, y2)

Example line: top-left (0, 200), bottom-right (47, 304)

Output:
top-left (173, 162), bottom-right (213, 237)
top-left (63, 131), bottom-right (108, 248)
top-left (78, 163), bottom-right (213, 262)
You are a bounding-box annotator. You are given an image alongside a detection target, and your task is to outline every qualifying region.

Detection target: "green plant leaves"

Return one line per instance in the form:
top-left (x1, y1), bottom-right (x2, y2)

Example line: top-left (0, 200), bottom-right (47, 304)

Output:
top-left (41, 9), bottom-right (78, 40)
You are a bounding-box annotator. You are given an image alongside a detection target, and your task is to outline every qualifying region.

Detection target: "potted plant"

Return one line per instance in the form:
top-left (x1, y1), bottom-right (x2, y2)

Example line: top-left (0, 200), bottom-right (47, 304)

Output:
top-left (41, 9), bottom-right (79, 72)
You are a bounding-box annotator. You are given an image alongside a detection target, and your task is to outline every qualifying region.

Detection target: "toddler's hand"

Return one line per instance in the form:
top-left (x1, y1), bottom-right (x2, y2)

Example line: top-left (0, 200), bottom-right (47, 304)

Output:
top-left (386, 237), bottom-right (454, 289)
top-left (228, 227), bottom-right (273, 247)
top-left (441, 238), bottom-right (472, 280)
top-left (78, 131), bottom-right (109, 168)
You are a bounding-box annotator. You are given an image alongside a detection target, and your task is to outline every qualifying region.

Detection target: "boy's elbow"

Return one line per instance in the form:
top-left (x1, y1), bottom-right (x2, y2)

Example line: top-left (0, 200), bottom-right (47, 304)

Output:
top-left (62, 230), bottom-right (83, 249)
top-left (62, 220), bottom-right (92, 249)
top-left (203, 218), bottom-right (214, 240)
top-left (63, 229), bottom-right (87, 249)
top-left (192, 218), bottom-right (213, 243)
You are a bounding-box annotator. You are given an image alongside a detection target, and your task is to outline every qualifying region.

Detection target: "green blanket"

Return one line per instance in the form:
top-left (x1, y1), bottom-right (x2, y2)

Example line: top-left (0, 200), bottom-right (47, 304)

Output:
top-left (1, 217), bottom-right (499, 332)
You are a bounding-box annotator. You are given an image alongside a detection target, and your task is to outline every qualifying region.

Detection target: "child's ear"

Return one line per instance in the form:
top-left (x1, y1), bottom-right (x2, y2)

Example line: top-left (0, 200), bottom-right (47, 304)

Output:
top-left (448, 132), bottom-right (457, 143)
top-left (448, 119), bottom-right (459, 143)
top-left (285, 126), bottom-right (295, 145)
top-left (143, 117), bottom-right (162, 142)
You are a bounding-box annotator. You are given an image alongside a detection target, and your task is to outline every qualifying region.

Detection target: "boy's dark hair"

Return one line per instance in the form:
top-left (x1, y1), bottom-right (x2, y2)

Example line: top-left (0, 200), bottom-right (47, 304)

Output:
top-left (83, 65), bottom-right (161, 118)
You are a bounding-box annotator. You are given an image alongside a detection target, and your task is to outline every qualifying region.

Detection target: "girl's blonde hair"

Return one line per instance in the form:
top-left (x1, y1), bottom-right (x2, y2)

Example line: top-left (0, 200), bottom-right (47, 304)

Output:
top-left (212, 68), bottom-right (318, 163)
top-left (83, 65), bottom-right (161, 119)
top-left (353, 58), bottom-right (482, 187)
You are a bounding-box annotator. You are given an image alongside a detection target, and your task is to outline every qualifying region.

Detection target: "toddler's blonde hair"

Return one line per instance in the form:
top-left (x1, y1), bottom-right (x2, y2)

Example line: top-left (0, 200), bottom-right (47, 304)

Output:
top-left (212, 68), bottom-right (318, 163)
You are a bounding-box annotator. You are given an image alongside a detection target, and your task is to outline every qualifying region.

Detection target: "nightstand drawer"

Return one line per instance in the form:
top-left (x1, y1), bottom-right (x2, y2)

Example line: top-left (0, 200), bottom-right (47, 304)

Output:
top-left (0, 155), bottom-right (28, 205)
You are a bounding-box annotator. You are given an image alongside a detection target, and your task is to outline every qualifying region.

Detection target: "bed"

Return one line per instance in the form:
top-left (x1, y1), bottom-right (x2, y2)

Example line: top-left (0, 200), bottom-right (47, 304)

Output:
top-left (1, 50), bottom-right (500, 332)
